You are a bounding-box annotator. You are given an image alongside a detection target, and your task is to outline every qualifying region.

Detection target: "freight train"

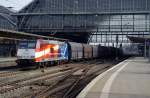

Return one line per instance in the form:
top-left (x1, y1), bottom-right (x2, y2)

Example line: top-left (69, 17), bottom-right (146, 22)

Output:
top-left (16, 39), bottom-right (122, 66)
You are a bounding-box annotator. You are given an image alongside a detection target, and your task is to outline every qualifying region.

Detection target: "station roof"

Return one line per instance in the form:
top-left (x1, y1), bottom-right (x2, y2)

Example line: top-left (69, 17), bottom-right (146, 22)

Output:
top-left (14, 0), bottom-right (150, 43)
top-left (0, 6), bottom-right (16, 30)
top-left (0, 29), bottom-right (68, 41)
top-left (127, 36), bottom-right (150, 43)
top-left (0, 6), bottom-right (15, 14)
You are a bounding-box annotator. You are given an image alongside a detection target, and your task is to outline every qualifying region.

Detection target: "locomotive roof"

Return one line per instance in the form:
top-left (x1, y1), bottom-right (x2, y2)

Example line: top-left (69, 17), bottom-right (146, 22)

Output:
top-left (39, 39), bottom-right (66, 45)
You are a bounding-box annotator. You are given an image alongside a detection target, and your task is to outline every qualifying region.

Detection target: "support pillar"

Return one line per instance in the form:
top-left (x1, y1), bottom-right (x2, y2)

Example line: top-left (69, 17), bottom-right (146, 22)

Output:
top-left (144, 39), bottom-right (147, 58)
top-left (149, 44), bottom-right (150, 62)
top-left (144, 40), bottom-right (147, 58)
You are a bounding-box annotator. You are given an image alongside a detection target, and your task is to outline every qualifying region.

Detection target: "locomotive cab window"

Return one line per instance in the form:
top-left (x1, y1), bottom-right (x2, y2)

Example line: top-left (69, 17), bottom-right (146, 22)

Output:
top-left (19, 41), bottom-right (36, 49)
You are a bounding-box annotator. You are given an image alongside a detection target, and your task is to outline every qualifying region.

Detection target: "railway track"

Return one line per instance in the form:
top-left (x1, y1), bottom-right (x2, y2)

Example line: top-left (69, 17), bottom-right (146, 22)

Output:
top-left (48, 61), bottom-right (119, 98)
top-left (0, 71), bottom-right (22, 78)
top-left (0, 65), bottom-right (39, 78)
top-left (25, 61), bottom-right (103, 98)
top-left (0, 59), bottom-right (118, 98)
top-left (0, 62), bottom-right (81, 80)
top-left (22, 62), bottom-right (92, 98)
top-left (0, 61), bottom-right (95, 98)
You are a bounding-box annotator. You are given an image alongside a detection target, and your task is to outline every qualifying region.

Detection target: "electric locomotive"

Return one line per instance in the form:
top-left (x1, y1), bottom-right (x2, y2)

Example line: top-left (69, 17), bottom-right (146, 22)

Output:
top-left (16, 39), bottom-right (68, 66)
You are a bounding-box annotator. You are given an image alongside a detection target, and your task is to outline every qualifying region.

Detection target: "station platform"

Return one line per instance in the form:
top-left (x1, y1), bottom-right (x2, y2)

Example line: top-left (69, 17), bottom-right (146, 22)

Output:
top-left (0, 57), bottom-right (16, 62)
top-left (77, 57), bottom-right (150, 98)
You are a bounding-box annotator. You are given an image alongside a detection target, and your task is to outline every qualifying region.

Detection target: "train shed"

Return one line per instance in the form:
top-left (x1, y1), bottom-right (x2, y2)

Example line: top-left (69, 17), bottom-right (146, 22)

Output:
top-left (13, 0), bottom-right (150, 44)
top-left (0, 1), bottom-right (150, 98)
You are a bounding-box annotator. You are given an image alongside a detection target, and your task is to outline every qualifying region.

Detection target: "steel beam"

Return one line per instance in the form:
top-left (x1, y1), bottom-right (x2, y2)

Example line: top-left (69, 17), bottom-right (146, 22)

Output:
top-left (0, 29), bottom-right (67, 41)
top-left (144, 39), bottom-right (147, 58)
top-left (13, 12), bottom-right (150, 16)
top-left (149, 44), bottom-right (150, 62)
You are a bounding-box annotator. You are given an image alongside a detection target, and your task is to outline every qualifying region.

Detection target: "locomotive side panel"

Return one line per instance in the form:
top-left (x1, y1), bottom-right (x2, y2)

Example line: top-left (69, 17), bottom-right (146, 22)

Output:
top-left (35, 40), bottom-right (69, 63)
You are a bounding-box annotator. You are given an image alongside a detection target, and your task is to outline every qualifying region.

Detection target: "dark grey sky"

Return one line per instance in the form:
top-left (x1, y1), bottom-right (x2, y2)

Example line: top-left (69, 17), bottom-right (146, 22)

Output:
top-left (0, 0), bottom-right (33, 11)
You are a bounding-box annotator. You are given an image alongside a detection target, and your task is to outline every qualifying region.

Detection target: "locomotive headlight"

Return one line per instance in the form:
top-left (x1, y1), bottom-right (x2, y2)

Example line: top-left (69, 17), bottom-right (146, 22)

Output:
top-left (53, 45), bottom-right (59, 50)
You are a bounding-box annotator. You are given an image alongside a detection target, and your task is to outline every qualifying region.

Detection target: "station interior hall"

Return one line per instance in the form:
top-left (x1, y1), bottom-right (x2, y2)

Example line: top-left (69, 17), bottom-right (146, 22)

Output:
top-left (0, 0), bottom-right (150, 58)
top-left (0, 0), bottom-right (150, 97)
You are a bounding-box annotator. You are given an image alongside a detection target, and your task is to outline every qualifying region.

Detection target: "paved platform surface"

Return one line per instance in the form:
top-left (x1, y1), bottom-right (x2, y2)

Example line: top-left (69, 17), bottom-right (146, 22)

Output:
top-left (77, 57), bottom-right (150, 98)
top-left (0, 57), bottom-right (16, 62)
